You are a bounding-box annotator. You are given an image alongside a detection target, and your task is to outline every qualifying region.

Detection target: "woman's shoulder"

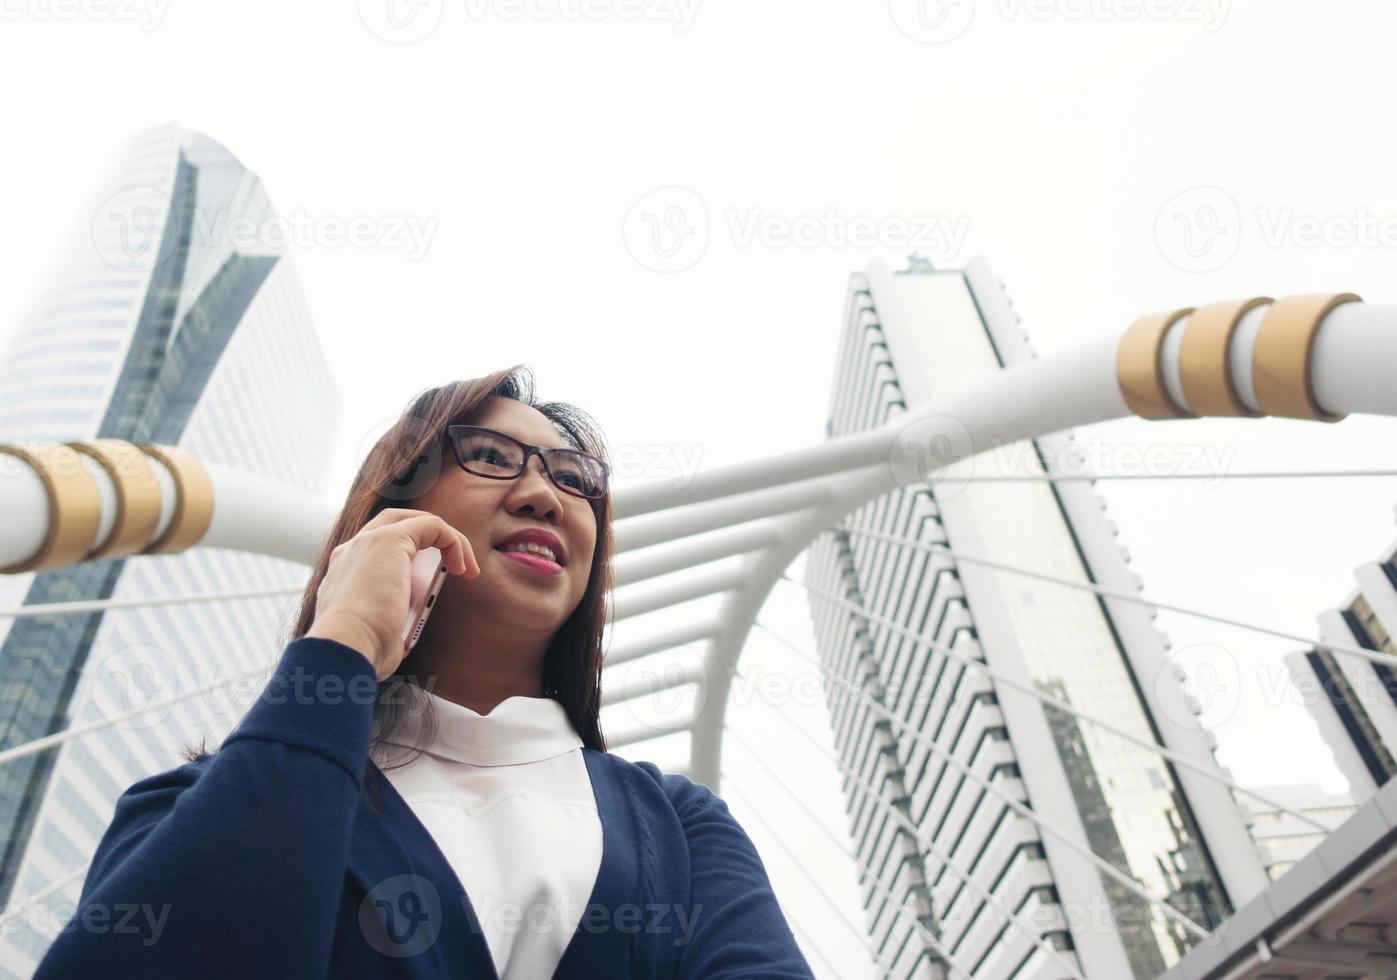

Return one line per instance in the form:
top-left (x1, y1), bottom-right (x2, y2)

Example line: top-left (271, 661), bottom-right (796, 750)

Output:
top-left (583, 748), bottom-right (720, 817)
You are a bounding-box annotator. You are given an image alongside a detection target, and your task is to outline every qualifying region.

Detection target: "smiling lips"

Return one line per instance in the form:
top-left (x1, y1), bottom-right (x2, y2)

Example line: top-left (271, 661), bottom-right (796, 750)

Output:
top-left (496, 547), bottom-right (564, 577)
top-left (494, 528), bottom-right (566, 566)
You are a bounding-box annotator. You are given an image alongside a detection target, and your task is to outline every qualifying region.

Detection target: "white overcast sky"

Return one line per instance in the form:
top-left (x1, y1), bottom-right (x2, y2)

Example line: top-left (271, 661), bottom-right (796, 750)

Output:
top-left (4, 2), bottom-right (1397, 975)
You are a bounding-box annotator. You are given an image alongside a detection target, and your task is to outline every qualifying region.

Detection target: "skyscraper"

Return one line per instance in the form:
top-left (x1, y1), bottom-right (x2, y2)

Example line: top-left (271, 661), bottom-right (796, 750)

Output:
top-left (1240, 783), bottom-right (1356, 881)
top-left (0, 123), bottom-right (341, 976)
top-left (804, 257), bottom-right (1270, 977)
top-left (1284, 514), bottom-right (1397, 804)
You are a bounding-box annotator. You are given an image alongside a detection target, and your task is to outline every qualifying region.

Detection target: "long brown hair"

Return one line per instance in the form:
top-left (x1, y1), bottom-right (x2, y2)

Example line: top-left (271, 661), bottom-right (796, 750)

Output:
top-left (181, 366), bottom-right (614, 815)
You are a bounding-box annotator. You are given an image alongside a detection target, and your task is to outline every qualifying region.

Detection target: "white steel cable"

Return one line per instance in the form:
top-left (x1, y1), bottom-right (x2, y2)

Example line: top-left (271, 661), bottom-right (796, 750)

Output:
top-left (0, 585), bottom-right (304, 620)
top-left (784, 574), bottom-right (1338, 835)
top-left (721, 776), bottom-right (910, 980)
top-left (0, 657), bottom-right (276, 768)
top-left (721, 774), bottom-right (932, 980)
top-left (728, 690), bottom-right (1097, 973)
top-left (0, 862), bottom-right (90, 930)
top-left (724, 724), bottom-right (1086, 980)
top-left (722, 765), bottom-right (971, 980)
top-left (828, 523), bottom-right (1397, 672)
top-left (907, 469), bottom-right (1397, 484)
top-left (783, 909), bottom-right (861, 980)
top-left (714, 765), bottom-right (902, 977)
top-left (752, 616), bottom-right (1215, 942)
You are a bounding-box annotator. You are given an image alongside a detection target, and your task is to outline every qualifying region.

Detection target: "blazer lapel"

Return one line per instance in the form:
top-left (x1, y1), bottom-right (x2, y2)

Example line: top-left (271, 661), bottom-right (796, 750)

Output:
top-left (346, 750), bottom-right (640, 979)
top-left (348, 760), bottom-right (499, 978)
top-left (553, 748), bottom-right (641, 977)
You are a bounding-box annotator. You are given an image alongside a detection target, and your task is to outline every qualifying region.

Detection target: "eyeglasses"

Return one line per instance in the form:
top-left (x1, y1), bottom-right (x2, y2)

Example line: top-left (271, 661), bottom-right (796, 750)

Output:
top-left (445, 424), bottom-right (610, 500)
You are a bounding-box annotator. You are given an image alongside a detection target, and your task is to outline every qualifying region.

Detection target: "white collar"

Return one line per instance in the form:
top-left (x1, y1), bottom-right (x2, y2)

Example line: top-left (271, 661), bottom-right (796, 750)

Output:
top-left (379, 689), bottom-right (583, 767)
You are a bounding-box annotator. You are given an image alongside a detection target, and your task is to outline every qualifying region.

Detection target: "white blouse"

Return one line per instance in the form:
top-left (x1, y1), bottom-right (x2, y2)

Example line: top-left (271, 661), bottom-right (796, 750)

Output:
top-left (369, 690), bottom-right (603, 980)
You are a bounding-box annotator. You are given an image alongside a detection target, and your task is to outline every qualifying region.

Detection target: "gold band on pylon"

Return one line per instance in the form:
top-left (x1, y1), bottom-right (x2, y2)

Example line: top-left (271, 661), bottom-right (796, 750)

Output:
top-left (1178, 297), bottom-right (1273, 418)
top-left (1252, 293), bottom-right (1362, 422)
top-left (0, 444), bottom-right (102, 573)
top-left (135, 443), bottom-right (214, 555)
top-left (0, 441), bottom-right (214, 571)
top-left (1117, 308), bottom-right (1195, 419)
top-left (66, 439), bottom-right (164, 560)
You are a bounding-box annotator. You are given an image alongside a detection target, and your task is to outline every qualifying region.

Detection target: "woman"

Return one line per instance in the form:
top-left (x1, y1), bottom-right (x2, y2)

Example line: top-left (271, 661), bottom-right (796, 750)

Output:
top-left (34, 366), bottom-right (815, 979)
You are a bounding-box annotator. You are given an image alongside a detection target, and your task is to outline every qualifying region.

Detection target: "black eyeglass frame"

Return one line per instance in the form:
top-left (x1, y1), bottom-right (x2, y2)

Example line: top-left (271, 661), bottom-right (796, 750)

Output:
top-left (444, 424), bottom-right (610, 500)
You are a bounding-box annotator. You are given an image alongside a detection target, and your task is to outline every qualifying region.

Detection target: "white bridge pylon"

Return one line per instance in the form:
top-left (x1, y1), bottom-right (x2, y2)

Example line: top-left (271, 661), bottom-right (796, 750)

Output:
top-left (2, 290), bottom-right (1394, 789)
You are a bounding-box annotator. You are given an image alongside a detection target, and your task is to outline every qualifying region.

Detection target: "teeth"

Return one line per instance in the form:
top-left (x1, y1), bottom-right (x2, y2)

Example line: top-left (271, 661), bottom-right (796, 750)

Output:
top-left (501, 541), bottom-right (559, 564)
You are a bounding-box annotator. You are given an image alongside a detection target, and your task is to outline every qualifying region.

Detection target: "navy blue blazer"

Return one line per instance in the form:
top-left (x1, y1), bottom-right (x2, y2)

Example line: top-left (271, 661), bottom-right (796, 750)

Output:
top-left (33, 636), bottom-right (815, 979)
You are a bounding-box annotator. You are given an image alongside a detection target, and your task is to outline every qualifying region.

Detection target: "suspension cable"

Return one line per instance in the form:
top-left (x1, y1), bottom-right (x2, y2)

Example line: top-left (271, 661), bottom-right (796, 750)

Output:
top-left (721, 774), bottom-right (936, 980)
top-left (0, 657), bottom-right (276, 768)
top-left (0, 862), bottom-right (90, 930)
top-left (713, 764), bottom-right (901, 977)
top-left (0, 585), bottom-right (304, 620)
top-left (909, 469), bottom-right (1397, 484)
top-left (783, 909), bottom-right (855, 979)
top-left (724, 724), bottom-right (1087, 979)
top-left (783, 575), bottom-right (1338, 835)
top-left (750, 617), bottom-right (1215, 941)
top-left (728, 688), bottom-right (1104, 969)
top-left (828, 523), bottom-right (1397, 671)
top-left (721, 763), bottom-right (972, 980)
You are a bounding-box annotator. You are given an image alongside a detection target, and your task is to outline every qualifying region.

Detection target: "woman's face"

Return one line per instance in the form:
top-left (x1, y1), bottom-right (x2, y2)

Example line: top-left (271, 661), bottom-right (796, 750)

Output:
top-left (410, 397), bottom-right (598, 636)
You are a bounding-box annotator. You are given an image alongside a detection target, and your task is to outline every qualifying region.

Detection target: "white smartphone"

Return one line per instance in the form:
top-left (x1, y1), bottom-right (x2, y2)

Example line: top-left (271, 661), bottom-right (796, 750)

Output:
top-left (401, 546), bottom-right (450, 654)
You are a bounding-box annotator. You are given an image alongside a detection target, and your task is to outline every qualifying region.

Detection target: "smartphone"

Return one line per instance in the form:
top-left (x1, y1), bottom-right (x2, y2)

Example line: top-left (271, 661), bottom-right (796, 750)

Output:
top-left (402, 546), bottom-right (450, 654)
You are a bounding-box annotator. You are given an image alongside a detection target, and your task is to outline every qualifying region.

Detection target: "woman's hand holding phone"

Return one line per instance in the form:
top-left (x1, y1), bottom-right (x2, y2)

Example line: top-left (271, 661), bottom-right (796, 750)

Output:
top-left (305, 508), bottom-right (479, 681)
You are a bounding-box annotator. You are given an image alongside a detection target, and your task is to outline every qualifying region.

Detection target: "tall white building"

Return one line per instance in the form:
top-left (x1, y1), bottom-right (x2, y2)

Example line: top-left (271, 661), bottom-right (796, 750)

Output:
top-left (1284, 513), bottom-right (1397, 804)
top-left (0, 123), bottom-right (341, 976)
top-left (804, 257), bottom-right (1271, 978)
top-left (1239, 783), bottom-right (1356, 881)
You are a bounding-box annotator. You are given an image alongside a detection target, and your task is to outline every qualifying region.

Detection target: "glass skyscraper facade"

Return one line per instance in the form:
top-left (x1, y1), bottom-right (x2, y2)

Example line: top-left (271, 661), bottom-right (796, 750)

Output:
top-left (0, 123), bottom-right (341, 976)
